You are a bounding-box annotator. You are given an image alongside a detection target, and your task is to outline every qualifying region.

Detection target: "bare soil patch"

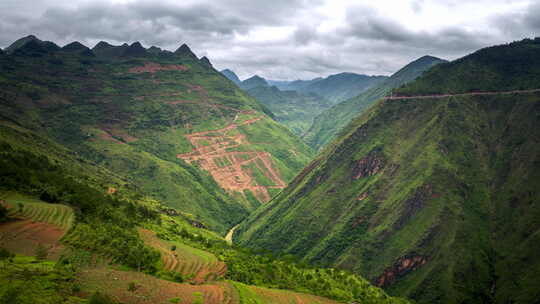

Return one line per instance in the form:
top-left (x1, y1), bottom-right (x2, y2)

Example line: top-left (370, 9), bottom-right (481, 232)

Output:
top-left (177, 116), bottom-right (286, 202)
top-left (128, 62), bottom-right (189, 74)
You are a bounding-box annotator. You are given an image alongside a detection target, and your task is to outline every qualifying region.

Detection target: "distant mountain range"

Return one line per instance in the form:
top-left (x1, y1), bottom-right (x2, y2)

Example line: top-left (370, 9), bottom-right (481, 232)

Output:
top-left (220, 70), bottom-right (387, 136)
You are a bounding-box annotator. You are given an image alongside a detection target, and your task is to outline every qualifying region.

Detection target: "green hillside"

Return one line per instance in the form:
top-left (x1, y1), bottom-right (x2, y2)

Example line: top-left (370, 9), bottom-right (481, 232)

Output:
top-left (0, 36), bottom-right (313, 233)
top-left (0, 118), bottom-right (406, 304)
top-left (235, 38), bottom-right (540, 304)
top-left (304, 56), bottom-right (446, 150)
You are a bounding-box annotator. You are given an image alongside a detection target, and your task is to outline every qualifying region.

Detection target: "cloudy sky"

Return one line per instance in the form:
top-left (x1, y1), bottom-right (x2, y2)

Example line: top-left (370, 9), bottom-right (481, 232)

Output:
top-left (1, 0), bottom-right (538, 80)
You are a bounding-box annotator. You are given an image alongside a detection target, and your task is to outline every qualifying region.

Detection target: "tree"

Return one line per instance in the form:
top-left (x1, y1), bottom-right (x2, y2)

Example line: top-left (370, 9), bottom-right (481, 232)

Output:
top-left (0, 248), bottom-right (14, 269)
top-left (35, 244), bottom-right (48, 261)
top-left (0, 204), bottom-right (7, 222)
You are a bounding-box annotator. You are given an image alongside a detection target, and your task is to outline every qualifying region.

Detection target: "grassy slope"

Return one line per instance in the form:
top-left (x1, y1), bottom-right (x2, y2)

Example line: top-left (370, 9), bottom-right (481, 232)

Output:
top-left (304, 56), bottom-right (446, 150)
top-left (0, 81), bottom-right (404, 304)
top-left (0, 42), bottom-right (313, 233)
top-left (236, 38), bottom-right (540, 304)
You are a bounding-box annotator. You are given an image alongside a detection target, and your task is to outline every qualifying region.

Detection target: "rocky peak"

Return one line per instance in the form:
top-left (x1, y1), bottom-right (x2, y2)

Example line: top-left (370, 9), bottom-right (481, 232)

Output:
top-left (122, 41), bottom-right (147, 57)
top-left (62, 41), bottom-right (89, 52)
top-left (174, 43), bottom-right (197, 60)
top-left (199, 56), bottom-right (213, 68)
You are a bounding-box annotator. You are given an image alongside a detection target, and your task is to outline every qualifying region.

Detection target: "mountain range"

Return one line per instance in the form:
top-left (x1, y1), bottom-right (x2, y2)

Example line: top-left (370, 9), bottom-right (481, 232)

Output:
top-left (221, 70), bottom-right (388, 136)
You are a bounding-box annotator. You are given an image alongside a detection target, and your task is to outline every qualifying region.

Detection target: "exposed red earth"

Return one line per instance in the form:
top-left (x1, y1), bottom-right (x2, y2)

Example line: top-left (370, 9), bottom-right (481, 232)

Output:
top-left (177, 116), bottom-right (287, 202)
top-left (128, 62), bottom-right (189, 74)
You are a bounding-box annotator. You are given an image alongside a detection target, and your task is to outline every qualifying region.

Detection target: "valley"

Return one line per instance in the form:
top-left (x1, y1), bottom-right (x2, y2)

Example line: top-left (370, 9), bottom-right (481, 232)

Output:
top-left (0, 8), bottom-right (538, 303)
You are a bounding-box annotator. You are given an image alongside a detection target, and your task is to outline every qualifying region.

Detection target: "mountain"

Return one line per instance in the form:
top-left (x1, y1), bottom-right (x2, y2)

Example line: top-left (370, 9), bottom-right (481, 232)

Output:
top-left (174, 43), bottom-right (198, 60)
top-left (221, 68), bottom-right (241, 84)
top-left (270, 73), bottom-right (387, 105)
top-left (234, 72), bottom-right (386, 137)
top-left (0, 35), bottom-right (313, 234)
top-left (5, 35), bottom-right (42, 54)
top-left (239, 75), bottom-right (268, 90)
top-left (244, 85), bottom-right (332, 135)
top-left (235, 38), bottom-right (540, 304)
top-left (0, 35), bottom-right (408, 304)
top-left (304, 56), bottom-right (446, 150)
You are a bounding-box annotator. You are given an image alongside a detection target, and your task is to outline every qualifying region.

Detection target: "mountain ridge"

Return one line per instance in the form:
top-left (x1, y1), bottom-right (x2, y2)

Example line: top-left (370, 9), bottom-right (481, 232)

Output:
top-left (303, 55), bottom-right (447, 150)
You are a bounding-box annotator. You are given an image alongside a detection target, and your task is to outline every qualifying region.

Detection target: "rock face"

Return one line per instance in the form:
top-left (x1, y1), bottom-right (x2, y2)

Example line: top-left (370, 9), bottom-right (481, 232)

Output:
top-left (376, 255), bottom-right (428, 287)
top-left (351, 153), bottom-right (384, 179)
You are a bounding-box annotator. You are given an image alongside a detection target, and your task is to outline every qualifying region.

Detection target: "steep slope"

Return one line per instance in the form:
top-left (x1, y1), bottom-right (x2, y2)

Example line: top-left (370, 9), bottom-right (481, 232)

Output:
top-left (245, 85), bottom-right (332, 135)
top-left (221, 69), bottom-right (241, 85)
top-left (235, 38), bottom-right (540, 304)
top-left (0, 36), bottom-right (313, 233)
top-left (304, 56), bottom-right (446, 150)
top-left (0, 122), bottom-right (405, 304)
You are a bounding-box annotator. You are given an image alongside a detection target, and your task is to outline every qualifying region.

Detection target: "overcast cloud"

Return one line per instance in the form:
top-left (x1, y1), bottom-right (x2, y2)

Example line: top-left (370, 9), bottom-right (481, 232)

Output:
top-left (0, 0), bottom-right (538, 80)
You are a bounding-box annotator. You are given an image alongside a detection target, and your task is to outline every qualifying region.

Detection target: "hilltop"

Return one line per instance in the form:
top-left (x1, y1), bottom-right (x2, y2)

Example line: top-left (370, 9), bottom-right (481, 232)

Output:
top-left (234, 38), bottom-right (540, 304)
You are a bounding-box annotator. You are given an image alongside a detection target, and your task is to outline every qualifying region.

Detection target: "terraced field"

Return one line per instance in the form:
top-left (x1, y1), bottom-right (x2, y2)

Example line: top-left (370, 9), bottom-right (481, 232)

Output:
top-left (177, 114), bottom-right (287, 202)
top-left (78, 267), bottom-right (341, 304)
top-left (0, 192), bottom-right (74, 229)
top-left (78, 267), bottom-right (238, 304)
top-left (139, 228), bottom-right (227, 283)
top-left (232, 282), bottom-right (341, 304)
top-left (0, 192), bottom-right (74, 260)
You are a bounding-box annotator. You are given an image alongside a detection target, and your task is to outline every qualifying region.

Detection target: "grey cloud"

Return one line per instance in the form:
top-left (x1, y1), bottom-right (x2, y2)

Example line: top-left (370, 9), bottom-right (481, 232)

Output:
top-left (0, 0), bottom-right (535, 81)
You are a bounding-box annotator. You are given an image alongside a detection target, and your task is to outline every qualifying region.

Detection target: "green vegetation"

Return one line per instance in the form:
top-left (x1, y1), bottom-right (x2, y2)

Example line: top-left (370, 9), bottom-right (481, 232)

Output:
top-left (245, 85), bottom-right (332, 135)
top-left (394, 38), bottom-right (540, 95)
top-left (147, 212), bottom-right (409, 304)
top-left (0, 36), bottom-right (313, 232)
top-left (1, 192), bottom-right (74, 229)
top-left (236, 38), bottom-right (540, 304)
top-left (0, 254), bottom-right (85, 304)
top-left (304, 55), bottom-right (446, 150)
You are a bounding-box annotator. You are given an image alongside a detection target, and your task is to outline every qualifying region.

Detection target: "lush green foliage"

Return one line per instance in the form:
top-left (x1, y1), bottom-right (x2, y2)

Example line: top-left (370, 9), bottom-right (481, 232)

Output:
top-left (304, 56), bottom-right (446, 150)
top-left (0, 134), bottom-right (160, 271)
top-left (236, 39), bottom-right (540, 304)
top-left (394, 38), bottom-right (540, 95)
top-left (150, 215), bottom-right (409, 304)
top-left (0, 254), bottom-right (85, 304)
top-left (0, 37), bottom-right (313, 232)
